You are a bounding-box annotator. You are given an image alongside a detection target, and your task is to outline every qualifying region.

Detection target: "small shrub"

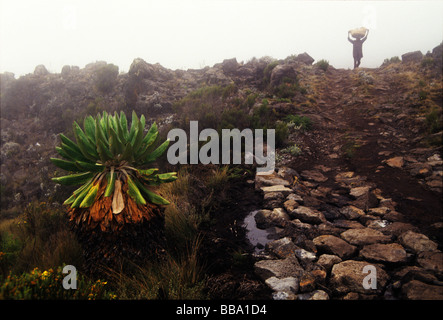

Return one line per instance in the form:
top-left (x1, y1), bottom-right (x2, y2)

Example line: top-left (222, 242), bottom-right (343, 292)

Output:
top-left (418, 90), bottom-right (428, 100)
top-left (342, 137), bottom-right (361, 159)
top-left (251, 100), bottom-right (275, 129)
top-left (174, 84), bottom-right (237, 130)
top-left (315, 59), bottom-right (329, 71)
top-left (262, 61), bottom-right (279, 85)
top-left (280, 144), bottom-right (302, 156)
top-left (0, 202), bottom-right (83, 275)
top-left (242, 93), bottom-right (259, 109)
top-left (0, 232), bottom-right (21, 275)
top-left (94, 64), bottom-right (119, 93)
top-left (382, 56), bottom-right (401, 66)
top-left (421, 57), bottom-right (434, 68)
top-left (425, 107), bottom-right (443, 134)
top-left (284, 115), bottom-right (313, 131)
top-left (275, 121), bottom-right (289, 147)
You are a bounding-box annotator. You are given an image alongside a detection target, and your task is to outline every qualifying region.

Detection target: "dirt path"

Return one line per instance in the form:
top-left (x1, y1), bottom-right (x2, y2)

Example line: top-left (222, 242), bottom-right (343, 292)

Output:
top-left (291, 67), bottom-right (442, 236)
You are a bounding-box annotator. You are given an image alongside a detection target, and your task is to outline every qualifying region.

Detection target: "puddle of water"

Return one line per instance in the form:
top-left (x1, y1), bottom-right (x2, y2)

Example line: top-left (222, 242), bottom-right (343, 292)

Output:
top-left (243, 210), bottom-right (272, 253)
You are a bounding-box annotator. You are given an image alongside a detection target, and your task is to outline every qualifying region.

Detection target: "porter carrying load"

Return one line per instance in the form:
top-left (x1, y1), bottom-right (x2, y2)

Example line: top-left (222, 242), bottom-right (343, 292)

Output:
top-left (348, 27), bottom-right (369, 68)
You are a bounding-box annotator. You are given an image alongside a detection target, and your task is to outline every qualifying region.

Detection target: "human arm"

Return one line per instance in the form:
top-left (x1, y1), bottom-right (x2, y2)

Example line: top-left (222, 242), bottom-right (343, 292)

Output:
top-left (361, 29), bottom-right (369, 42)
top-left (347, 31), bottom-right (354, 43)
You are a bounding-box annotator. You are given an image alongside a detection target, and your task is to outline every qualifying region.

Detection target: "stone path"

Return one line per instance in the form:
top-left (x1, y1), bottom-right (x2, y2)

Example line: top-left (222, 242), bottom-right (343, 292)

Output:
top-left (250, 166), bottom-right (443, 300)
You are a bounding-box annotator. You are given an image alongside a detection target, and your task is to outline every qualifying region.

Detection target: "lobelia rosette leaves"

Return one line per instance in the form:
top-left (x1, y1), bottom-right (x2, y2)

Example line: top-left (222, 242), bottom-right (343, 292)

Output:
top-left (51, 111), bottom-right (177, 213)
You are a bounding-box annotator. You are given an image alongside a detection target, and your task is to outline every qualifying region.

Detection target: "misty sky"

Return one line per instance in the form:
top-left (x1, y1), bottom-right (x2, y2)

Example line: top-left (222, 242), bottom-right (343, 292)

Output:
top-left (1, 0), bottom-right (442, 76)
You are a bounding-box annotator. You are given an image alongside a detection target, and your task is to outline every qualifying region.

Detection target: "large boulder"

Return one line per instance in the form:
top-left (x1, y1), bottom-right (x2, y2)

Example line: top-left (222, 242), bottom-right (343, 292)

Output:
top-left (294, 52), bottom-right (315, 65)
top-left (270, 64), bottom-right (298, 86)
top-left (33, 64), bottom-right (49, 76)
top-left (128, 58), bottom-right (173, 81)
top-left (401, 51), bottom-right (423, 63)
top-left (221, 58), bottom-right (239, 74)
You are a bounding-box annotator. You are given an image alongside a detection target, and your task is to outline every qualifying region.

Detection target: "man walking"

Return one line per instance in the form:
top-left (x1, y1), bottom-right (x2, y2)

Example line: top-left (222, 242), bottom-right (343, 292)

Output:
top-left (348, 29), bottom-right (369, 69)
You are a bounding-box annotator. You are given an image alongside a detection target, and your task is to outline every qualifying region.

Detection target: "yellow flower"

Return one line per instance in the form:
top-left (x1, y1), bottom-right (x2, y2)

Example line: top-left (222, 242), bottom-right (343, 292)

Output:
top-left (41, 271), bottom-right (50, 280)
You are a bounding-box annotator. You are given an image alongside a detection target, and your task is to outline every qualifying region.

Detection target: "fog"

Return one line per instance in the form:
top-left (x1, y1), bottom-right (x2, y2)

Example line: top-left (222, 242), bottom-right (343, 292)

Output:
top-left (1, 0), bottom-right (442, 76)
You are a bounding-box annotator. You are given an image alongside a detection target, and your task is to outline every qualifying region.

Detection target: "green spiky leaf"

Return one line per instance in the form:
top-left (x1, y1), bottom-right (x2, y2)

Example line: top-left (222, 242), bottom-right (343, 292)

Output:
top-left (52, 111), bottom-right (175, 210)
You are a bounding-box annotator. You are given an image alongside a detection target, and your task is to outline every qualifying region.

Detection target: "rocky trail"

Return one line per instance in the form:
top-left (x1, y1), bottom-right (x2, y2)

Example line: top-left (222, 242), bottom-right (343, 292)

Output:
top-left (1, 45), bottom-right (442, 300)
top-left (244, 66), bottom-right (443, 300)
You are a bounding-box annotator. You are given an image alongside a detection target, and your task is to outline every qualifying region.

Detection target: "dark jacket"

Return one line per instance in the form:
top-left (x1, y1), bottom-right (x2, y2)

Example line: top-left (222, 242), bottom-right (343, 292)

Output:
top-left (348, 35), bottom-right (367, 59)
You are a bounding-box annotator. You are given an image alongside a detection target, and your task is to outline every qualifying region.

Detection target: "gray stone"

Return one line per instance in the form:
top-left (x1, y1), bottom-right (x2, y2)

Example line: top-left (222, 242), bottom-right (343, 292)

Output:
top-left (277, 166), bottom-right (298, 184)
top-left (283, 199), bottom-right (299, 213)
top-left (349, 186), bottom-right (370, 198)
top-left (401, 51), bottom-right (423, 63)
top-left (299, 272), bottom-right (316, 292)
top-left (261, 185), bottom-right (292, 195)
top-left (263, 191), bottom-right (284, 201)
top-left (300, 170), bottom-right (328, 183)
top-left (341, 228), bottom-right (391, 246)
top-left (221, 58), bottom-right (239, 74)
top-left (255, 208), bottom-right (289, 229)
top-left (367, 207), bottom-right (390, 217)
top-left (381, 222), bottom-right (418, 237)
top-left (340, 205), bottom-right (365, 220)
top-left (292, 206), bottom-right (326, 224)
top-left (270, 64), bottom-right (297, 86)
top-left (330, 260), bottom-right (389, 294)
top-left (266, 237), bottom-right (298, 258)
top-left (297, 290), bottom-right (329, 300)
top-left (313, 235), bottom-right (357, 259)
top-left (379, 198), bottom-right (397, 210)
top-left (286, 193), bottom-right (303, 203)
top-left (427, 179), bottom-right (443, 189)
top-left (294, 248), bottom-right (317, 263)
top-left (366, 219), bottom-right (390, 230)
top-left (417, 251), bottom-right (443, 273)
top-left (383, 211), bottom-right (405, 222)
top-left (290, 219), bottom-right (313, 231)
top-left (333, 219), bottom-right (365, 229)
top-left (317, 254), bottom-right (342, 272)
top-left (409, 163), bottom-right (432, 178)
top-left (317, 223), bottom-right (344, 236)
top-left (398, 230), bottom-right (438, 253)
top-left (401, 280), bottom-right (443, 300)
top-left (272, 291), bottom-right (297, 300)
top-left (265, 276), bottom-right (299, 294)
top-left (255, 172), bottom-right (291, 187)
top-left (294, 52), bottom-right (315, 65)
top-left (61, 65), bottom-right (72, 77)
top-left (254, 256), bottom-right (304, 280)
top-left (360, 243), bottom-right (408, 263)
top-left (386, 156), bottom-right (404, 168)
top-left (427, 153), bottom-right (442, 162)
top-left (34, 64), bottom-right (49, 76)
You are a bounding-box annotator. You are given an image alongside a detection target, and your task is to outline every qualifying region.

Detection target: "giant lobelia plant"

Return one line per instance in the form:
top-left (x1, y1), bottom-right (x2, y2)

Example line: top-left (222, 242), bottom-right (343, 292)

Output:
top-left (51, 111), bottom-right (177, 272)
